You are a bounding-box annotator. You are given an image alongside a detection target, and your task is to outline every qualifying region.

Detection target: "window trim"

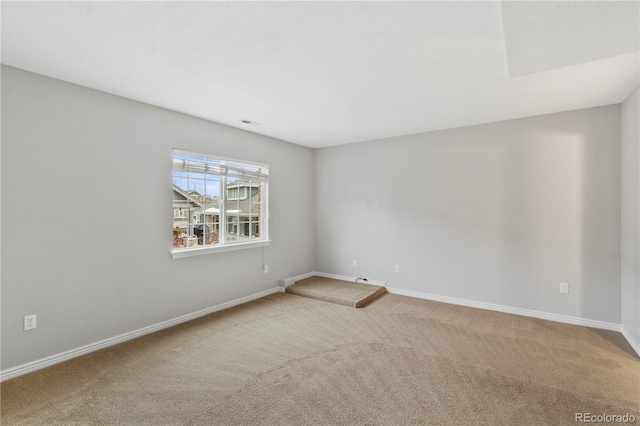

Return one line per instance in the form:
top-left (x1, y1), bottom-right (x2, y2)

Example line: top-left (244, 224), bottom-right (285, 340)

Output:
top-left (171, 239), bottom-right (270, 259)
top-left (171, 149), bottom-right (269, 259)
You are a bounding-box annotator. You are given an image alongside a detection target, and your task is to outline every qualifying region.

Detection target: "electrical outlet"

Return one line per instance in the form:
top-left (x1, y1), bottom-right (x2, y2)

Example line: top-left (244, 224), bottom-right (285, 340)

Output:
top-left (24, 314), bottom-right (36, 331)
top-left (352, 259), bottom-right (357, 267)
top-left (394, 265), bottom-right (400, 273)
top-left (560, 283), bottom-right (569, 294)
top-left (263, 264), bottom-right (269, 274)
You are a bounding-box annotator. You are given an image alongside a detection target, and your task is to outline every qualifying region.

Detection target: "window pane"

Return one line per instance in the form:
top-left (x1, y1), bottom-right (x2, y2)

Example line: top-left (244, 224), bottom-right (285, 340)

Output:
top-left (172, 151), bottom-right (268, 252)
top-left (201, 201), bottom-right (220, 246)
top-left (188, 178), bottom-right (205, 195)
top-left (239, 221), bottom-right (250, 238)
top-left (204, 177), bottom-right (220, 199)
top-left (203, 222), bottom-right (220, 245)
top-left (172, 194), bottom-right (189, 243)
top-left (173, 177), bottom-right (188, 191)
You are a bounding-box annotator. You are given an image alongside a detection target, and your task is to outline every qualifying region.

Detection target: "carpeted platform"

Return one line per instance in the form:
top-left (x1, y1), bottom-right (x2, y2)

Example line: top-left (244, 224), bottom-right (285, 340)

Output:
top-left (285, 276), bottom-right (386, 308)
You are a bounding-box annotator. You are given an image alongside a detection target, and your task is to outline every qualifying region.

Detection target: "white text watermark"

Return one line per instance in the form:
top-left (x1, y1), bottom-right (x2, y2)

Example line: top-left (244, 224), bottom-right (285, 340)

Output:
top-left (575, 413), bottom-right (636, 423)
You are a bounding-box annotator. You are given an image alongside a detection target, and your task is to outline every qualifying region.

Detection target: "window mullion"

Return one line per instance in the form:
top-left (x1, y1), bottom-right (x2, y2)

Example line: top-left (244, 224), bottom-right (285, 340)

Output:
top-left (220, 174), bottom-right (227, 245)
top-left (262, 181), bottom-right (268, 241)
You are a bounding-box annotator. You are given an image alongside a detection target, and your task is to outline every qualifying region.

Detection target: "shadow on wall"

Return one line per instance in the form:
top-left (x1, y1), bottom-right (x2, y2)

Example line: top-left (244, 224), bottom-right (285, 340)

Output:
top-left (500, 111), bottom-right (619, 323)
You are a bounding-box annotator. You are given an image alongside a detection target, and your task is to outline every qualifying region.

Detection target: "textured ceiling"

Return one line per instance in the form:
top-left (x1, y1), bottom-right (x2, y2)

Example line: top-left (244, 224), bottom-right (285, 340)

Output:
top-left (501, 1), bottom-right (639, 77)
top-left (1, 1), bottom-right (638, 148)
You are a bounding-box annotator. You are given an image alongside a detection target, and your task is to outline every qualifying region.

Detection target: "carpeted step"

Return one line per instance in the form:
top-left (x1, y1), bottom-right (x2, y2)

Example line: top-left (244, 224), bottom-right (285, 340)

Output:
top-left (285, 276), bottom-right (386, 308)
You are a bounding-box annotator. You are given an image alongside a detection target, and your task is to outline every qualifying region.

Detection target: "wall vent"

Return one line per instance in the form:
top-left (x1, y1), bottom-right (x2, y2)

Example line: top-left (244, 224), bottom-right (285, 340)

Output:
top-left (240, 119), bottom-right (262, 126)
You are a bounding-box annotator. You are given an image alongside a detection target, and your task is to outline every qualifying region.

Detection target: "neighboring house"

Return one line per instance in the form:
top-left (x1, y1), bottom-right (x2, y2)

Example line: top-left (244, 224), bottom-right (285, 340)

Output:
top-left (225, 181), bottom-right (261, 240)
top-left (172, 185), bottom-right (207, 247)
top-left (173, 182), bottom-right (261, 247)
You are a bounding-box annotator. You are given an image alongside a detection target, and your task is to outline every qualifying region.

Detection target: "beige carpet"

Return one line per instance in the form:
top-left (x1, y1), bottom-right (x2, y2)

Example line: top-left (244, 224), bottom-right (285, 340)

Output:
top-left (285, 276), bottom-right (386, 308)
top-left (2, 292), bottom-right (639, 425)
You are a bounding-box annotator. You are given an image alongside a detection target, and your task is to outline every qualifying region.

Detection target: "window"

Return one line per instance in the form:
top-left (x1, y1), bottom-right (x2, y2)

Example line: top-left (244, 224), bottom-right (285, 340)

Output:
top-left (171, 150), bottom-right (269, 258)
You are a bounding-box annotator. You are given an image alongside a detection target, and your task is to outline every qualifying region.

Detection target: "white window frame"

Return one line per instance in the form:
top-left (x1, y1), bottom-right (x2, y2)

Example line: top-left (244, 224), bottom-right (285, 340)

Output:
top-left (171, 149), bottom-right (270, 259)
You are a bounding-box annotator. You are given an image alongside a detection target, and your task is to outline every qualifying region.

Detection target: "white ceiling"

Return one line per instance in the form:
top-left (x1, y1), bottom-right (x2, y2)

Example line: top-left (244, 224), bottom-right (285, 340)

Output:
top-left (1, 1), bottom-right (638, 148)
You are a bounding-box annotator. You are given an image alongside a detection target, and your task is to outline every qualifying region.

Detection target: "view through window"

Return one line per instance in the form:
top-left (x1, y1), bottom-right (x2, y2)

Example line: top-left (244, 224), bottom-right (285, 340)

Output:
top-left (172, 150), bottom-right (268, 254)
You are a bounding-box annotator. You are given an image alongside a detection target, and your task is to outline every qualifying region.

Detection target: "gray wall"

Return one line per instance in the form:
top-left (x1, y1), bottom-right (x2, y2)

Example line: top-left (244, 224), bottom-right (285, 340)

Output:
top-left (621, 86), bottom-right (640, 348)
top-left (1, 64), bottom-right (633, 372)
top-left (316, 106), bottom-right (622, 323)
top-left (1, 66), bottom-right (316, 371)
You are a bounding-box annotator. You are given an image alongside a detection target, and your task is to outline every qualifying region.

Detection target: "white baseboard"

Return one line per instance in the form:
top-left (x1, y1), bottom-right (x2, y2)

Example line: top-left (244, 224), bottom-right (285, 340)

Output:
top-left (0, 287), bottom-right (283, 382)
top-left (306, 275), bottom-right (640, 355)
top-left (282, 271), bottom-right (316, 287)
top-left (386, 286), bottom-right (621, 332)
top-left (292, 271), bottom-right (386, 287)
top-left (292, 272), bottom-right (640, 357)
top-left (620, 326), bottom-right (640, 358)
top-left (5, 279), bottom-right (636, 383)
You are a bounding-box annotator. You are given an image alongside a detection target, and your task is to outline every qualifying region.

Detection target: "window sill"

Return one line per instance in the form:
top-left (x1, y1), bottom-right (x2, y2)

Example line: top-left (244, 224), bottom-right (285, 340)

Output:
top-left (171, 240), bottom-right (270, 259)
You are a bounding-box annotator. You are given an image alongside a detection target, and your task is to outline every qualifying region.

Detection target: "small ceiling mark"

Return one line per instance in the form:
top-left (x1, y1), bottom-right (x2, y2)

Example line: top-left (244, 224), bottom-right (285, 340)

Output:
top-left (240, 119), bottom-right (262, 126)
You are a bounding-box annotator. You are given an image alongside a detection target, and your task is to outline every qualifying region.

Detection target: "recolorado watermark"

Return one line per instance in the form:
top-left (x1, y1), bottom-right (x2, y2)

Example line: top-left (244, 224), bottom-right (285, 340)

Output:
top-left (575, 413), bottom-right (636, 423)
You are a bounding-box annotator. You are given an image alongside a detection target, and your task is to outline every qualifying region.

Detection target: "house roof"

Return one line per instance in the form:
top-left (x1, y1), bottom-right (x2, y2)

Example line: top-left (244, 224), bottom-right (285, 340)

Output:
top-left (173, 185), bottom-right (203, 209)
